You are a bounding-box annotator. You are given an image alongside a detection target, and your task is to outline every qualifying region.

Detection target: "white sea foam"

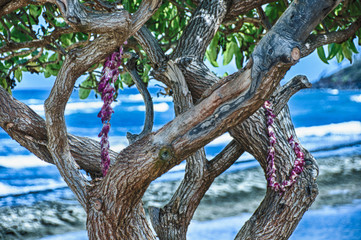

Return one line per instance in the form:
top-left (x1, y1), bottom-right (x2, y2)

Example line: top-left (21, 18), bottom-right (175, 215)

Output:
top-left (125, 102), bottom-right (169, 112)
top-left (120, 93), bottom-right (173, 103)
top-left (23, 98), bottom-right (44, 105)
top-left (207, 133), bottom-right (233, 146)
top-left (0, 155), bottom-right (50, 168)
top-left (178, 122), bottom-right (361, 157)
top-left (326, 89), bottom-right (339, 95)
top-left (295, 121), bottom-right (361, 138)
top-left (29, 99), bottom-right (170, 116)
top-left (0, 180), bottom-right (66, 197)
top-left (350, 94), bottom-right (361, 103)
top-left (29, 101), bottom-right (121, 116)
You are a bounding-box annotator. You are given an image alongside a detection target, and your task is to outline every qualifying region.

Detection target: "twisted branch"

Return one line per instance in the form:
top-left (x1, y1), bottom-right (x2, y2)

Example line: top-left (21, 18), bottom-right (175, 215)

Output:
top-left (125, 53), bottom-right (154, 144)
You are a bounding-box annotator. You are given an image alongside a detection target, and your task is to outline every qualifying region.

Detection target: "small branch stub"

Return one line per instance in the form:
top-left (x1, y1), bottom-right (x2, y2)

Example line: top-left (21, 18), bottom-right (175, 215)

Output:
top-left (291, 47), bottom-right (300, 61)
top-left (6, 122), bottom-right (14, 130)
top-left (91, 198), bottom-right (103, 211)
top-left (158, 146), bottom-right (174, 161)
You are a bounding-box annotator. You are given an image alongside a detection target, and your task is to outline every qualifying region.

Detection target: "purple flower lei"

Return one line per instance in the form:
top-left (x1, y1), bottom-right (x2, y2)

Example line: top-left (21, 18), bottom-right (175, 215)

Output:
top-left (263, 100), bottom-right (305, 193)
top-left (98, 42), bottom-right (126, 176)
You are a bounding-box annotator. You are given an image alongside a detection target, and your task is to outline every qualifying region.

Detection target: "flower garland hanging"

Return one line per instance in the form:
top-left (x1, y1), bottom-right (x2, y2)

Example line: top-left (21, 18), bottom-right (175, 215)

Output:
top-left (98, 42), bottom-right (126, 176)
top-left (263, 100), bottom-right (305, 193)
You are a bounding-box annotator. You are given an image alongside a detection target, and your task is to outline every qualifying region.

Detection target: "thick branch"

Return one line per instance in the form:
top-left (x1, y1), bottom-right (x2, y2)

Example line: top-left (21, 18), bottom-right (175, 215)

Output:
top-left (224, 0), bottom-right (276, 22)
top-left (207, 140), bottom-right (244, 177)
top-left (301, 17), bottom-right (361, 57)
top-left (130, 0), bottom-right (162, 35)
top-left (134, 26), bottom-right (167, 76)
top-left (270, 75), bottom-right (312, 115)
top-left (43, 33), bottom-right (127, 208)
top-left (172, 0), bottom-right (228, 60)
top-left (231, 106), bottom-right (318, 240)
top-left (112, 0), bottom-right (339, 193)
top-left (55, 0), bottom-right (130, 34)
top-left (125, 54), bottom-right (154, 144)
top-left (150, 61), bottom-right (210, 239)
top-left (55, 0), bottom-right (160, 35)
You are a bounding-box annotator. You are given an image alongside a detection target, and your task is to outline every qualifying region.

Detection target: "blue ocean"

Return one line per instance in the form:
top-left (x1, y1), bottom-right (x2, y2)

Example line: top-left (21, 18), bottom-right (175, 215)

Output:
top-left (1, 86), bottom-right (361, 239)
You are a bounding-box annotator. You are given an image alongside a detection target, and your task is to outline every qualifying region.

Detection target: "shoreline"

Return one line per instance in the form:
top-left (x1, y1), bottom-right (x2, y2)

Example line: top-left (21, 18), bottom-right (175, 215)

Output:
top-left (37, 200), bottom-right (361, 240)
top-left (1, 154), bottom-right (360, 240)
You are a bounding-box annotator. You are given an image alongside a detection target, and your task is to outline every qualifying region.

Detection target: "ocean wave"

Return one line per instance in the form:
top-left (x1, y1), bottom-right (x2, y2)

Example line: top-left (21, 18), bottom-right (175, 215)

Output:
top-left (28, 99), bottom-right (170, 116)
top-left (202, 122), bottom-right (361, 148)
top-left (207, 133), bottom-right (232, 146)
top-left (120, 93), bottom-right (173, 103)
top-left (295, 121), bottom-right (361, 137)
top-left (0, 155), bottom-right (50, 168)
top-left (326, 89), bottom-right (339, 95)
top-left (0, 180), bottom-right (67, 198)
top-left (29, 101), bottom-right (121, 116)
top-left (23, 98), bottom-right (44, 105)
top-left (125, 102), bottom-right (170, 112)
top-left (350, 94), bottom-right (361, 103)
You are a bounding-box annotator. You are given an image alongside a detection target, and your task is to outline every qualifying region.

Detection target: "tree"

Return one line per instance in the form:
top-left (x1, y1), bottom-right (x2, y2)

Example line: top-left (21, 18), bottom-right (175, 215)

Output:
top-left (1, 0), bottom-right (360, 239)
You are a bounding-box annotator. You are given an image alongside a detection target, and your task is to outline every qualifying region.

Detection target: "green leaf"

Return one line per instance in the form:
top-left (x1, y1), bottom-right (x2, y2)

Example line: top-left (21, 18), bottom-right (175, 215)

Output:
top-left (1, 78), bottom-right (8, 90)
top-left (327, 43), bottom-right (341, 60)
top-left (142, 64), bottom-right (151, 83)
top-left (210, 33), bottom-right (220, 60)
top-left (79, 87), bottom-right (91, 99)
top-left (235, 48), bottom-right (244, 69)
top-left (44, 70), bottom-right (51, 78)
top-left (115, 78), bottom-right (124, 91)
top-left (317, 46), bottom-right (329, 64)
top-left (243, 35), bottom-right (254, 43)
top-left (78, 77), bottom-right (93, 99)
top-left (205, 50), bottom-right (219, 67)
top-left (223, 38), bottom-right (237, 65)
top-left (14, 68), bottom-right (23, 82)
top-left (29, 5), bottom-right (42, 19)
top-left (121, 72), bottom-right (134, 86)
top-left (336, 51), bottom-right (344, 63)
top-left (48, 53), bottom-right (58, 61)
top-left (347, 40), bottom-right (359, 54)
top-left (342, 43), bottom-right (353, 63)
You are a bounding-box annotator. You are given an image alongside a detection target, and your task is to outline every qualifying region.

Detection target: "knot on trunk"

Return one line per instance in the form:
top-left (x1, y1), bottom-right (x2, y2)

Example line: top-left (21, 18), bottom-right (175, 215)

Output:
top-left (91, 198), bottom-right (103, 211)
top-left (159, 146), bottom-right (174, 161)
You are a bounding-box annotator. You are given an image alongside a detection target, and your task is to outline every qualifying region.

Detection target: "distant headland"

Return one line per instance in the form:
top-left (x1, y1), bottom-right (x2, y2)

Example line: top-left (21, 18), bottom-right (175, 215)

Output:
top-left (312, 61), bottom-right (361, 89)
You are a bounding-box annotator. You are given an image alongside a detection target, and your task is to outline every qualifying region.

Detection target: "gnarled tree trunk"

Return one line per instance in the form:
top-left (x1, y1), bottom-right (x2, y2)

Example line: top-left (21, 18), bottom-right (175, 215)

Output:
top-left (1, 0), bottom-right (357, 239)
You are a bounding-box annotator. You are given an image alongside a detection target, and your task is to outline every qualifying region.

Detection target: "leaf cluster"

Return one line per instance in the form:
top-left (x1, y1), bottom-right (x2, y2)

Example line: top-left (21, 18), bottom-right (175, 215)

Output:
top-left (315, 0), bottom-right (361, 64)
top-left (1, 0), bottom-right (360, 96)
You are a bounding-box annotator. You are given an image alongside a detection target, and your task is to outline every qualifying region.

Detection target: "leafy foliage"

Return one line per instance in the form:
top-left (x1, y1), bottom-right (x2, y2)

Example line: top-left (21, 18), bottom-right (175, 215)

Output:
top-left (1, 0), bottom-right (360, 95)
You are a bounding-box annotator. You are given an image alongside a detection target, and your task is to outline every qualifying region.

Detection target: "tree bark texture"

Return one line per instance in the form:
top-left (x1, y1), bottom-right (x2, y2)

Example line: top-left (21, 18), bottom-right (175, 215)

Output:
top-left (0, 0), bottom-right (346, 239)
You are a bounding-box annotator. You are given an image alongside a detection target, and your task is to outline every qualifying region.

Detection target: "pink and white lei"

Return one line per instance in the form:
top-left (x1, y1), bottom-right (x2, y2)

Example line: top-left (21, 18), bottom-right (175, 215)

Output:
top-left (263, 100), bottom-right (305, 193)
top-left (98, 43), bottom-right (126, 176)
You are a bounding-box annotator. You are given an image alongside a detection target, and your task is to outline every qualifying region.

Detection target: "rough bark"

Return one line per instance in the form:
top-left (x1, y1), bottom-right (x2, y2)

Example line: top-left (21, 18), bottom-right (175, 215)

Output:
top-left (0, 0), bottom-right (347, 239)
top-left (137, 0), bottom-right (339, 239)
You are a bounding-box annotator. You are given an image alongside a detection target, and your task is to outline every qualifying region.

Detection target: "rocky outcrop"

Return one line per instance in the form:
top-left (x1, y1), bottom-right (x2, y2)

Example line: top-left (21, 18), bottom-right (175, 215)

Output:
top-left (313, 61), bottom-right (361, 89)
top-left (0, 201), bottom-right (86, 240)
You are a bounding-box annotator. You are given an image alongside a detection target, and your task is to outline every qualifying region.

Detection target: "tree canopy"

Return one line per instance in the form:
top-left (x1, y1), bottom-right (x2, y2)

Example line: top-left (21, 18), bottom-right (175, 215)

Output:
top-left (1, 0), bottom-right (361, 239)
top-left (1, 0), bottom-right (360, 94)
